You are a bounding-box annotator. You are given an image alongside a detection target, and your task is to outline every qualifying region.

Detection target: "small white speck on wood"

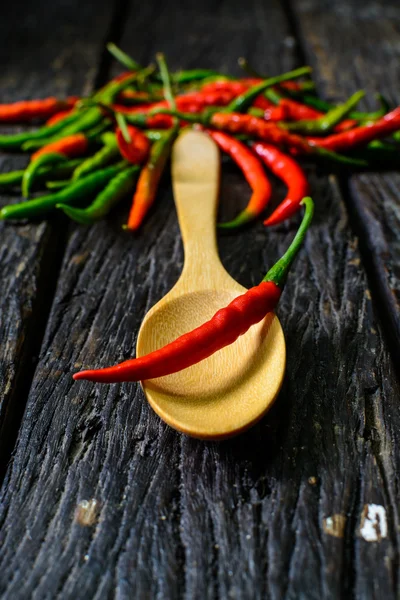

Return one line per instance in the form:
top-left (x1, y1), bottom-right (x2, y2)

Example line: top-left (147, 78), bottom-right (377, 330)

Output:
top-left (359, 504), bottom-right (387, 542)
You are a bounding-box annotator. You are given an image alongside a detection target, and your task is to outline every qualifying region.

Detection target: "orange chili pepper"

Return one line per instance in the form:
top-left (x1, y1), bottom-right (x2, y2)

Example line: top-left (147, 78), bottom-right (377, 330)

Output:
top-left (0, 96), bottom-right (78, 123)
top-left (124, 127), bottom-right (177, 231)
top-left (46, 108), bottom-right (76, 126)
top-left (31, 133), bottom-right (89, 161)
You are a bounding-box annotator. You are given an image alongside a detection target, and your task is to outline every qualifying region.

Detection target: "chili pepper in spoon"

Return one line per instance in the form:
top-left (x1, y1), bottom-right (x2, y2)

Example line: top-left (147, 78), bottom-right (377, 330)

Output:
top-left (73, 196), bottom-right (314, 383)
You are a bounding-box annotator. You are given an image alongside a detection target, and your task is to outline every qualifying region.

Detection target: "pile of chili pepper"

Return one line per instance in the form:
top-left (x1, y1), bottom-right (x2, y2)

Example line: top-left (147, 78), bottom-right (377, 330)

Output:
top-left (1, 45), bottom-right (399, 383)
top-left (1, 43), bottom-right (399, 230)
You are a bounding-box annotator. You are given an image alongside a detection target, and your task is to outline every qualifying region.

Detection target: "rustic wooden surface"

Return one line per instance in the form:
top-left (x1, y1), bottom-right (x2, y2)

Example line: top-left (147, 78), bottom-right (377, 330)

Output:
top-left (292, 0), bottom-right (400, 355)
top-left (0, 1), bottom-right (399, 598)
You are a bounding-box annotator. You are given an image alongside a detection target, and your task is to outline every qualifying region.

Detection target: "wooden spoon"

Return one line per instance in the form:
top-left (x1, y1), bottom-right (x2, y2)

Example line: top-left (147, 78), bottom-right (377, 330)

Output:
top-left (136, 129), bottom-right (286, 440)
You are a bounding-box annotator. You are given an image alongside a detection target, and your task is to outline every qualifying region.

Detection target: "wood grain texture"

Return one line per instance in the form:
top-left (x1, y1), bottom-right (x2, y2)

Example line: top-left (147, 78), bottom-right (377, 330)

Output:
top-left (0, 0), bottom-right (116, 473)
top-left (0, 1), bottom-right (399, 599)
top-left (290, 0), bottom-right (400, 353)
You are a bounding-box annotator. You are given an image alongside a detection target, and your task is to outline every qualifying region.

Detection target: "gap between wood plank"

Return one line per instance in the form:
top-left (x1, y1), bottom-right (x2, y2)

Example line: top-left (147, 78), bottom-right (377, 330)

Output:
top-left (280, 1), bottom-right (375, 598)
top-left (0, 0), bottom-right (131, 485)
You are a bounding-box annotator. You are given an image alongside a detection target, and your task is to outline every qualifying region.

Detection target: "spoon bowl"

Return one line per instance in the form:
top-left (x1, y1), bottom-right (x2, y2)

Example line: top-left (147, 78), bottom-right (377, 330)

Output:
top-left (137, 130), bottom-right (286, 439)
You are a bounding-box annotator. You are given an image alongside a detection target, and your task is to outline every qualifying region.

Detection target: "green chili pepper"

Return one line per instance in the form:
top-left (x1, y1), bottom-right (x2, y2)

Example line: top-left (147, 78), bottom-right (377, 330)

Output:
top-left (313, 146), bottom-right (368, 167)
top-left (106, 43), bottom-right (223, 87)
top-left (392, 130), bottom-right (400, 142)
top-left (183, 75), bottom-right (233, 92)
top-left (225, 66), bottom-right (312, 113)
top-left (284, 90), bottom-right (365, 135)
top-left (72, 136), bottom-right (119, 181)
top-left (58, 165), bottom-right (139, 224)
top-left (247, 107), bottom-right (265, 118)
top-left (347, 140), bottom-right (400, 166)
top-left (22, 108), bottom-right (105, 151)
top-left (263, 88), bottom-right (283, 105)
top-left (172, 69), bottom-right (223, 84)
top-left (46, 180), bottom-right (72, 189)
top-left (21, 67), bottom-right (153, 153)
top-left (0, 109), bottom-right (82, 150)
top-left (145, 130), bottom-right (166, 142)
top-left (101, 132), bottom-right (117, 145)
top-left (95, 66), bottom-right (155, 103)
top-left (285, 91), bottom-right (389, 122)
top-left (0, 162), bottom-right (127, 221)
top-left (0, 169), bottom-right (27, 188)
top-left (107, 42), bottom-right (142, 71)
top-left (368, 140), bottom-right (398, 150)
top-left (0, 159), bottom-right (84, 190)
top-left (22, 151), bottom-right (68, 198)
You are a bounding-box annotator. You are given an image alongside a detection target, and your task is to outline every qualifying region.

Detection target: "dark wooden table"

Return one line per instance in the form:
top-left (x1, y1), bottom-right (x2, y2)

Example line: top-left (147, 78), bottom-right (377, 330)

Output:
top-left (1, 1), bottom-right (399, 598)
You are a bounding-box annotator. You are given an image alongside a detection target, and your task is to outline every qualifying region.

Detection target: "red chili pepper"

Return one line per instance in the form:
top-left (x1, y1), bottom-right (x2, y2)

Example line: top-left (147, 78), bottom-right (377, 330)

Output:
top-left (252, 95), bottom-right (274, 111)
top-left (31, 133), bottom-right (89, 161)
top-left (279, 81), bottom-right (307, 92)
top-left (206, 130), bottom-right (271, 228)
top-left (265, 99), bottom-right (357, 131)
top-left (209, 112), bottom-right (313, 154)
top-left (114, 89), bottom-right (238, 117)
top-left (143, 114), bottom-right (176, 129)
top-left (114, 107), bottom-right (183, 130)
top-left (116, 125), bottom-right (150, 164)
top-left (0, 96), bottom-right (78, 123)
top-left (310, 107), bottom-right (400, 151)
top-left (333, 120), bottom-right (358, 133)
top-left (200, 82), bottom-right (274, 110)
top-left (147, 108), bottom-right (366, 167)
top-left (46, 108), bottom-right (76, 126)
top-left (200, 80), bottom-right (260, 94)
top-left (252, 142), bottom-right (310, 226)
top-left (266, 98), bottom-right (322, 121)
top-left (201, 79), bottom-right (305, 95)
top-left (73, 197), bottom-right (314, 383)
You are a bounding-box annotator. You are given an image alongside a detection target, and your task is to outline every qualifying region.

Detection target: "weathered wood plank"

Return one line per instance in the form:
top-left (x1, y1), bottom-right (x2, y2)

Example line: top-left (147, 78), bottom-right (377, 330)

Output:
top-left (1, 1), bottom-right (399, 599)
top-left (291, 0), bottom-right (400, 354)
top-left (0, 0), bottom-right (116, 474)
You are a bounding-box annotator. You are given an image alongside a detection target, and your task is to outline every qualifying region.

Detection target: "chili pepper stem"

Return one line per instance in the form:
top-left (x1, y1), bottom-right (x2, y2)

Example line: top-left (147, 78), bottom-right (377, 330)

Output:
top-left (106, 43), bottom-right (141, 71)
top-left (263, 197), bottom-right (314, 287)
top-left (218, 210), bottom-right (255, 229)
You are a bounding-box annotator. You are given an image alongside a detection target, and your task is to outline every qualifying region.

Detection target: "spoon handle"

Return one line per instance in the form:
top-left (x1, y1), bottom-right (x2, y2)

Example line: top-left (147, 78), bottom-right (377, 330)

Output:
top-left (171, 130), bottom-right (227, 289)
